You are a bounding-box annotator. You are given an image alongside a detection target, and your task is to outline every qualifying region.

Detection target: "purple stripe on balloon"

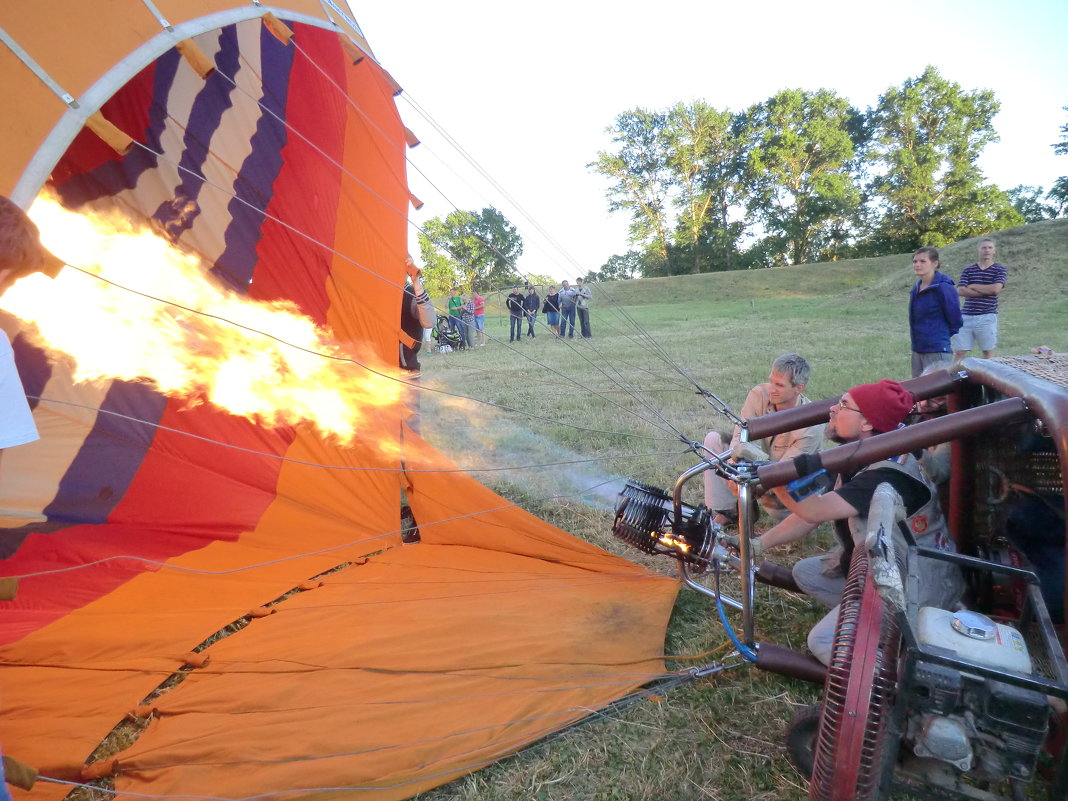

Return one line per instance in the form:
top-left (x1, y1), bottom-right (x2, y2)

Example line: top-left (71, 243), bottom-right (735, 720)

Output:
top-left (41, 381), bottom-right (165, 526)
top-left (53, 47), bottom-right (183, 203)
top-left (212, 24), bottom-right (295, 291)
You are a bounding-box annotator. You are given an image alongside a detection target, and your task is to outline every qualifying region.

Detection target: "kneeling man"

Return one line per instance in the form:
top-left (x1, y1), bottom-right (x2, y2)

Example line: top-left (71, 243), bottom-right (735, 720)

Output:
top-left (704, 353), bottom-right (825, 525)
top-left (748, 379), bottom-right (961, 665)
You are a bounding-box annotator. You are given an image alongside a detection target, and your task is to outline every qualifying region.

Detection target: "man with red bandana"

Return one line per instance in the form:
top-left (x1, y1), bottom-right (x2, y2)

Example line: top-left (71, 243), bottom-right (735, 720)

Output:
top-left (745, 379), bottom-right (961, 665)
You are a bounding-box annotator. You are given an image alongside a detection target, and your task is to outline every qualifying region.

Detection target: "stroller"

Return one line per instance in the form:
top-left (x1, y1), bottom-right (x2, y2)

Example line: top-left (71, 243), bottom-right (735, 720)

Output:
top-left (432, 314), bottom-right (464, 353)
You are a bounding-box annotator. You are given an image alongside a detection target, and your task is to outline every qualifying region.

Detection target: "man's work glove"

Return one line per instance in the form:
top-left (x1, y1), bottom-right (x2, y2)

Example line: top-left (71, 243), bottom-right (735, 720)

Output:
top-left (723, 533), bottom-right (764, 558)
top-left (730, 441), bottom-right (769, 462)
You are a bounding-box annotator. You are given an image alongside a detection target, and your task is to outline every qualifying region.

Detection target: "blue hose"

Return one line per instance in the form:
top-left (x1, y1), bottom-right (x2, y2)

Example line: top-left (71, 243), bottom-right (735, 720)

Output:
top-left (714, 565), bottom-right (757, 661)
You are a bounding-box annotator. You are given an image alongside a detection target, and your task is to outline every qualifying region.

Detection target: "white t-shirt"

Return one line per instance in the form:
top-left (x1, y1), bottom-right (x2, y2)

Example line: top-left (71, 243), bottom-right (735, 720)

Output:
top-left (0, 333), bottom-right (39, 449)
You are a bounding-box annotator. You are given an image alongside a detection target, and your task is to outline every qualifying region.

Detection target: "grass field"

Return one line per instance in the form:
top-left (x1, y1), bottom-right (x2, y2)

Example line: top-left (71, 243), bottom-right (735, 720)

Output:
top-left (411, 219), bottom-right (1068, 801)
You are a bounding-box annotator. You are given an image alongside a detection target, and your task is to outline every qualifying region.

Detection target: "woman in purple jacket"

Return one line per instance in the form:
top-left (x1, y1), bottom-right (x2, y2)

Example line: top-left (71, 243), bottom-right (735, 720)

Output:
top-left (908, 246), bottom-right (963, 378)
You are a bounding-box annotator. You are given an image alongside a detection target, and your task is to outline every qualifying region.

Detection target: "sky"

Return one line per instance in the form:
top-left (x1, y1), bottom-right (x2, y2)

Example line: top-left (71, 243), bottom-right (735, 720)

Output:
top-left (347, 0), bottom-right (1068, 281)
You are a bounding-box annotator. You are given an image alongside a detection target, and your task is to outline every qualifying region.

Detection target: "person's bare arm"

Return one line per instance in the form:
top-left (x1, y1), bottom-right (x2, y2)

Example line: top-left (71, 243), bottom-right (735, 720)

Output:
top-left (970, 282), bottom-right (1003, 296)
top-left (772, 487), bottom-right (860, 525)
top-left (757, 512), bottom-right (821, 552)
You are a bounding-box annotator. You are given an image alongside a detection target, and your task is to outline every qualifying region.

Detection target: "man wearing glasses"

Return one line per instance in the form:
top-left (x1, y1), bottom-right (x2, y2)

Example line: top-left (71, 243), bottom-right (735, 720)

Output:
top-left (742, 378), bottom-right (961, 665)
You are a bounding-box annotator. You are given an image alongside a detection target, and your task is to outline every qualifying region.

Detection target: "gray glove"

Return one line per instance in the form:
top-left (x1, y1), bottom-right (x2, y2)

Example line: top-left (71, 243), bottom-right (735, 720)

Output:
top-left (723, 533), bottom-right (764, 558)
top-left (730, 441), bottom-right (770, 462)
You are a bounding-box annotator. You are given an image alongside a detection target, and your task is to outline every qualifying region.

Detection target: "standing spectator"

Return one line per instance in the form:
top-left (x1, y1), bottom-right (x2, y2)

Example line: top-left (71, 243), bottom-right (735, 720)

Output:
top-left (0, 197), bottom-right (45, 466)
top-left (542, 285), bottom-right (561, 337)
top-left (575, 277), bottom-right (592, 338)
top-left (558, 279), bottom-right (578, 338)
top-left (523, 286), bottom-right (540, 338)
top-left (460, 293), bottom-right (475, 349)
top-left (447, 288), bottom-right (463, 338)
top-left (398, 256), bottom-right (435, 430)
top-left (952, 237), bottom-right (1007, 360)
top-left (0, 194), bottom-right (60, 655)
top-left (908, 246), bottom-right (962, 378)
top-left (472, 287), bottom-right (486, 346)
top-left (506, 286), bottom-right (525, 342)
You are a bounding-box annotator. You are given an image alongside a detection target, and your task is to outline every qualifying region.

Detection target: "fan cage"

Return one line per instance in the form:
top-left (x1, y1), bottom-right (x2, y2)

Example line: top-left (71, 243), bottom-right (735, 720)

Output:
top-left (809, 549), bottom-right (901, 801)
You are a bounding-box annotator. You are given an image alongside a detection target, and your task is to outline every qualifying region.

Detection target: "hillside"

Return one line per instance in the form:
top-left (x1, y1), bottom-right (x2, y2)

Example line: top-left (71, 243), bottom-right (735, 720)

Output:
top-left (413, 217), bottom-right (1068, 801)
top-left (595, 217), bottom-right (1068, 308)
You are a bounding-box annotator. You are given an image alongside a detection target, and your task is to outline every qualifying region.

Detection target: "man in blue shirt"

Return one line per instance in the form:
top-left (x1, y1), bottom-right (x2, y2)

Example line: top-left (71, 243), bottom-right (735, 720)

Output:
top-left (952, 237), bottom-right (1007, 360)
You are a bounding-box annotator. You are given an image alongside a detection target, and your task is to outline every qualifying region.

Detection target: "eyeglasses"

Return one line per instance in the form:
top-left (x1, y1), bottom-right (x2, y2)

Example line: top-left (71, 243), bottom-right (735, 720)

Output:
top-left (834, 398), bottom-right (863, 414)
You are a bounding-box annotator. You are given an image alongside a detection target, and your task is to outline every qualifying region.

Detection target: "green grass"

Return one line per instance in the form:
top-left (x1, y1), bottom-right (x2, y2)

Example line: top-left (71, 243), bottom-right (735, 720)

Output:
top-left (412, 218), bottom-right (1068, 801)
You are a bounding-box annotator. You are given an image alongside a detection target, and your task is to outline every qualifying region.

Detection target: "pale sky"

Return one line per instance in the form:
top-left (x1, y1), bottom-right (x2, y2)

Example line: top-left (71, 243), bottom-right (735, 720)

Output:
top-left (348, 0), bottom-right (1068, 281)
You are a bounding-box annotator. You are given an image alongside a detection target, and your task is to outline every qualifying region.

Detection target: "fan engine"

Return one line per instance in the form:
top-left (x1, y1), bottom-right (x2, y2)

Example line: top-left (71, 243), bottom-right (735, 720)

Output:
top-left (900, 608), bottom-right (1048, 785)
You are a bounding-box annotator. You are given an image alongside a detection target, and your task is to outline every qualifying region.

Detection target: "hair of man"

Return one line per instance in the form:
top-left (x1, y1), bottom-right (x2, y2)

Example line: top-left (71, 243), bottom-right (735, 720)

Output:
top-left (771, 352), bottom-right (811, 388)
top-left (0, 196), bottom-right (45, 278)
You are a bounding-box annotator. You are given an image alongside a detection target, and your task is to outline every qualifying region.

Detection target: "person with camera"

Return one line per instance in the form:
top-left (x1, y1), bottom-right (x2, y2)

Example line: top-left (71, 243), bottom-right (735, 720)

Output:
top-left (557, 280), bottom-right (578, 338)
top-left (0, 197), bottom-right (49, 459)
top-left (575, 277), bottom-right (592, 338)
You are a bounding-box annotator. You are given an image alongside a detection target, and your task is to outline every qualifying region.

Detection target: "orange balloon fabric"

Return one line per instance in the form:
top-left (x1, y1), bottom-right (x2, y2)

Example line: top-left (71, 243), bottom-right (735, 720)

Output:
top-left (0, 7), bottom-right (679, 801)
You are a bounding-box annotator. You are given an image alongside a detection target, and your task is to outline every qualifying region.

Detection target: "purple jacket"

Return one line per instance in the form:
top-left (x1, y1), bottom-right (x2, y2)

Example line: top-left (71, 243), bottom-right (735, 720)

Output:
top-left (909, 271), bottom-right (962, 353)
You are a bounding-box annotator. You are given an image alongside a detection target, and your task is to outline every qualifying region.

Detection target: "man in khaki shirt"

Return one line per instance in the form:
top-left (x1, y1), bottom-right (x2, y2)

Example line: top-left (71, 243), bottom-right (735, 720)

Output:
top-left (703, 353), bottom-right (825, 524)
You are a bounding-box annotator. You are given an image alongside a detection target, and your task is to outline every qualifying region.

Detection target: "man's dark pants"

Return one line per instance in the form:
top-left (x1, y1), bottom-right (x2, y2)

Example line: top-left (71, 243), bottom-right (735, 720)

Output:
top-left (578, 307), bottom-right (591, 338)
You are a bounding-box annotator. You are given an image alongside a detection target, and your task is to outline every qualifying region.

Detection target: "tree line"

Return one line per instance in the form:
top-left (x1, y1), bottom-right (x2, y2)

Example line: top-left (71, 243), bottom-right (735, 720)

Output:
top-left (415, 67), bottom-right (1066, 292)
top-left (587, 66), bottom-right (1067, 279)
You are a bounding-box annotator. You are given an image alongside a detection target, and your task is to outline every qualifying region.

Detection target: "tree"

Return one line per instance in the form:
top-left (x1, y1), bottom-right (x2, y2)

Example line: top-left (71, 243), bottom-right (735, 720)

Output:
top-left (662, 102), bottom-right (747, 273)
top-left (1007, 184), bottom-right (1057, 221)
top-left (1047, 178), bottom-right (1068, 218)
top-left (866, 66), bottom-right (1022, 249)
top-left (593, 251), bottom-right (643, 282)
top-left (740, 88), bottom-right (864, 266)
top-left (1048, 107), bottom-right (1068, 217)
top-left (589, 110), bottom-right (672, 270)
top-left (416, 207), bottom-right (523, 296)
top-left (1053, 106), bottom-right (1068, 156)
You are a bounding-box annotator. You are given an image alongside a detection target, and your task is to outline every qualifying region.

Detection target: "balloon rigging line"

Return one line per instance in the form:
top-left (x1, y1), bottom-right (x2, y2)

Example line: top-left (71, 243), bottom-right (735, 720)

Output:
top-left (117, 141), bottom-right (686, 438)
top-left (441, 362), bottom-right (692, 392)
top-left (212, 48), bottom-right (706, 413)
top-left (54, 259), bottom-right (679, 440)
top-left (284, 39), bottom-right (586, 281)
top-left (143, 30), bottom-right (724, 422)
top-left (168, 77), bottom-right (692, 438)
top-left (143, 51), bottom-right (702, 432)
top-left (590, 282), bottom-right (710, 395)
top-left (29, 394), bottom-right (686, 473)
top-left (397, 89), bottom-right (585, 274)
top-left (111, 695), bottom-right (674, 772)
top-left (4, 472), bottom-right (649, 581)
top-left (41, 670), bottom-right (713, 800)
